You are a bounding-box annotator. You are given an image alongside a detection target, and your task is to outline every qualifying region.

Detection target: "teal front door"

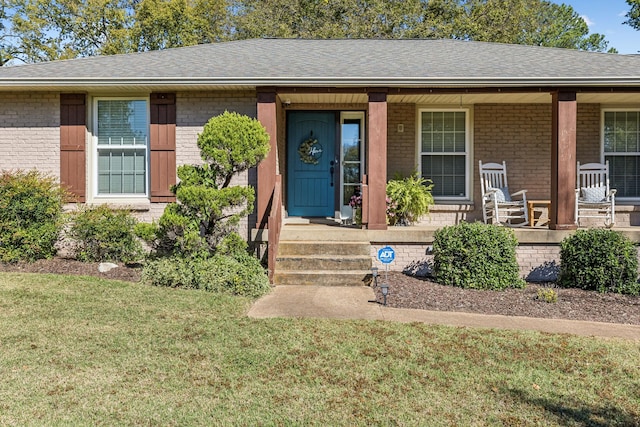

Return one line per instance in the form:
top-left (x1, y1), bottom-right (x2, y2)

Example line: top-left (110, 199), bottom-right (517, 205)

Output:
top-left (287, 111), bottom-right (336, 217)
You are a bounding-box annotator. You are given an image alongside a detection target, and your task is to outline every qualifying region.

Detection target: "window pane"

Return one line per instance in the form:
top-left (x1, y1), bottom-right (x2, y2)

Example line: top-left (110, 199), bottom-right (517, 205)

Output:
top-left (98, 149), bottom-right (146, 195)
top-left (422, 154), bottom-right (465, 197)
top-left (343, 185), bottom-right (358, 206)
top-left (421, 132), bottom-right (432, 152)
top-left (343, 164), bottom-right (360, 184)
top-left (604, 111), bottom-right (640, 198)
top-left (342, 120), bottom-right (361, 161)
top-left (97, 100), bottom-right (148, 146)
top-left (421, 111), bottom-right (466, 154)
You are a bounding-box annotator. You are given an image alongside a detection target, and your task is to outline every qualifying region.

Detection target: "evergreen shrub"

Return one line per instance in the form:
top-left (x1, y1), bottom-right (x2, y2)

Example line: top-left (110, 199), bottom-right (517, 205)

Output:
top-left (433, 222), bottom-right (525, 290)
top-left (68, 205), bottom-right (144, 263)
top-left (0, 170), bottom-right (66, 262)
top-left (142, 253), bottom-right (270, 298)
top-left (559, 229), bottom-right (638, 295)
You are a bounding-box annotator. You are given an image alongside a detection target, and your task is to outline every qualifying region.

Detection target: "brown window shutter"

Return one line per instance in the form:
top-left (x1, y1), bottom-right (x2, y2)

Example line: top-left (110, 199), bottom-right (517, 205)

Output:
top-left (60, 94), bottom-right (86, 202)
top-left (150, 93), bottom-right (177, 202)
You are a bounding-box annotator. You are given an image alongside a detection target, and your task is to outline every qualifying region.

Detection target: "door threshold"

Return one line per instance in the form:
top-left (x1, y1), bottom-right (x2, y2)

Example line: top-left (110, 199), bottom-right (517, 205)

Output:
top-left (284, 217), bottom-right (342, 225)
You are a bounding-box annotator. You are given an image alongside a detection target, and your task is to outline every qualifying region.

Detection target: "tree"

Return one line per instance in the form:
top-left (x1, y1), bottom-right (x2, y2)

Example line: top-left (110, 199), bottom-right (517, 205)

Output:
top-left (625, 0), bottom-right (640, 30)
top-left (232, 0), bottom-right (611, 51)
top-left (453, 0), bottom-right (611, 51)
top-left (131, 0), bottom-right (229, 51)
top-left (6, 0), bottom-right (134, 63)
top-left (152, 111), bottom-right (270, 258)
top-left (0, 0), bottom-right (615, 64)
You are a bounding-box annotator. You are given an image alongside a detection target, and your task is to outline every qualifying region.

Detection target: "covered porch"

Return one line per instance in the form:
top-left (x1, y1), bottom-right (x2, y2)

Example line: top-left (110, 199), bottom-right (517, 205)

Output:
top-left (252, 87), bottom-right (640, 282)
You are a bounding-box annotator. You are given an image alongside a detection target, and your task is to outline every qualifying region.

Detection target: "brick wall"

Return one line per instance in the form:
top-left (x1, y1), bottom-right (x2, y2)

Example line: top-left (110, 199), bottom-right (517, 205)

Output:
top-left (576, 104), bottom-right (601, 164)
top-left (474, 104), bottom-right (553, 201)
top-left (387, 103), bottom-right (416, 178)
top-left (369, 242), bottom-right (562, 281)
top-left (0, 92), bottom-right (59, 176)
top-left (176, 90), bottom-right (257, 169)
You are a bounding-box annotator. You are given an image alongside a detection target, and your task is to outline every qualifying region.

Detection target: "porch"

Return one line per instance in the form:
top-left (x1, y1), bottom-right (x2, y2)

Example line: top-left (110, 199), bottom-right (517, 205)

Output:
top-left (251, 87), bottom-right (640, 283)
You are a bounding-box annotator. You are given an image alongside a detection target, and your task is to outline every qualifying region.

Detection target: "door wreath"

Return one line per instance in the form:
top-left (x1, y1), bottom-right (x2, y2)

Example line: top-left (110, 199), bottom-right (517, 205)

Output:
top-left (298, 136), bottom-right (323, 165)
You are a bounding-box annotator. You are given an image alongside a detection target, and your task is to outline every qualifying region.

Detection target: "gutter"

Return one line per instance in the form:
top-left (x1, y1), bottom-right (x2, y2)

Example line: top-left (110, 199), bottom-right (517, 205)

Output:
top-left (1, 76), bottom-right (640, 89)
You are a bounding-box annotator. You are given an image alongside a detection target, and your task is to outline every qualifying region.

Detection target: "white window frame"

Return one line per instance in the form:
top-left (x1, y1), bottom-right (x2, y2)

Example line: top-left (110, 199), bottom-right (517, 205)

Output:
top-left (417, 108), bottom-right (471, 201)
top-left (601, 108), bottom-right (640, 202)
top-left (90, 96), bottom-right (150, 202)
top-left (339, 111), bottom-right (365, 219)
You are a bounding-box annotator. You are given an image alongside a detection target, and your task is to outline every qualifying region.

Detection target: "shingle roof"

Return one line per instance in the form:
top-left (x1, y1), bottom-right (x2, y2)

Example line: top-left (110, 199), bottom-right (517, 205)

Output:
top-left (1, 38), bottom-right (639, 88)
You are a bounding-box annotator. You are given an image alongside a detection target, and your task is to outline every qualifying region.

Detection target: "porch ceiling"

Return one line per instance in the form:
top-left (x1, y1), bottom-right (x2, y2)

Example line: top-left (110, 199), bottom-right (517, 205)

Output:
top-left (280, 91), bottom-right (640, 105)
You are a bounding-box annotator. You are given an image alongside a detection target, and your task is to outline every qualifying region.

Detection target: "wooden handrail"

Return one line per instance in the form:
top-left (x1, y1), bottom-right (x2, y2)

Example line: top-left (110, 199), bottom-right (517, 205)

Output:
top-left (267, 174), bottom-right (282, 283)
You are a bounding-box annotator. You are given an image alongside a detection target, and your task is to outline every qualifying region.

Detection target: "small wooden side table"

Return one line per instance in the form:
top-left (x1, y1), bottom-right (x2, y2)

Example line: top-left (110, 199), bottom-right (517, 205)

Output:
top-left (527, 200), bottom-right (551, 227)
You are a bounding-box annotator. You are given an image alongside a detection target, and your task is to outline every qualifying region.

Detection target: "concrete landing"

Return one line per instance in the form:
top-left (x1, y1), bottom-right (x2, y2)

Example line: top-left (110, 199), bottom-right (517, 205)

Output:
top-left (247, 286), bottom-right (640, 341)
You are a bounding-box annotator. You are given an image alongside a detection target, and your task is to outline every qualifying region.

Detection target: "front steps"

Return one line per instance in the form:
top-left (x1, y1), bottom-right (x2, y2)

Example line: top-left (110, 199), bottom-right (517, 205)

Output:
top-left (273, 226), bottom-right (372, 286)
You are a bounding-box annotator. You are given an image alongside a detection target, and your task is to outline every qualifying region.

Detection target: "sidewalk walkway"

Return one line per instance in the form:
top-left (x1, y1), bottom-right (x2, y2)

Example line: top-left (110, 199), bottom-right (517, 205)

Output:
top-left (248, 286), bottom-right (640, 340)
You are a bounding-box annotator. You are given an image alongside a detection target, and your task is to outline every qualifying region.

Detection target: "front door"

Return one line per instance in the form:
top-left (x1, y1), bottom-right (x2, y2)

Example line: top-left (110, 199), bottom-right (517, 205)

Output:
top-left (287, 111), bottom-right (336, 217)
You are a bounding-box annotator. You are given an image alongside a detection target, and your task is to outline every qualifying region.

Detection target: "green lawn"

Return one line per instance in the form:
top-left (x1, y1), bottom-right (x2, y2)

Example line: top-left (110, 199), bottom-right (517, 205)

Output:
top-left (0, 272), bottom-right (638, 426)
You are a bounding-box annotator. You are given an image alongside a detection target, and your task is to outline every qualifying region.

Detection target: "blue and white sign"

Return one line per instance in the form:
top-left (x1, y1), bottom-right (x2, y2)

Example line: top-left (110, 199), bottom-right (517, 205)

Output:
top-left (377, 246), bottom-right (395, 264)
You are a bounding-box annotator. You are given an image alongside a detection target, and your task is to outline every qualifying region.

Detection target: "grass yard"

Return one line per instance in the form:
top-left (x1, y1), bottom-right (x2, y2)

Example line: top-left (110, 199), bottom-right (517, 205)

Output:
top-left (0, 272), bottom-right (638, 426)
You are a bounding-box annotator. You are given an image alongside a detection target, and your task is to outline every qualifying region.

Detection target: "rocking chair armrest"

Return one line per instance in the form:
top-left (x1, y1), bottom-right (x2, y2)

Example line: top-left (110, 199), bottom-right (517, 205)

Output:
top-left (510, 189), bottom-right (527, 198)
top-left (608, 189), bottom-right (617, 198)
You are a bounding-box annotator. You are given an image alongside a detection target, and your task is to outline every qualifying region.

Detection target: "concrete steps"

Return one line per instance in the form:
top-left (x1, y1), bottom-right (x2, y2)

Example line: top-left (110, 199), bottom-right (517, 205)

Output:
top-left (273, 231), bottom-right (372, 286)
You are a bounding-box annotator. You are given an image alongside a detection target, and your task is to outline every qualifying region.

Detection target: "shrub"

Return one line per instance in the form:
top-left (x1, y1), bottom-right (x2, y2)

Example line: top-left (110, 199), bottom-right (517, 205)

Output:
top-left (536, 288), bottom-right (558, 303)
top-left (0, 170), bottom-right (67, 262)
top-left (68, 205), bottom-right (144, 263)
top-left (152, 111), bottom-right (270, 258)
top-left (432, 222), bottom-right (525, 290)
top-left (386, 173), bottom-right (434, 226)
top-left (142, 253), bottom-right (270, 298)
top-left (559, 229), bottom-right (639, 295)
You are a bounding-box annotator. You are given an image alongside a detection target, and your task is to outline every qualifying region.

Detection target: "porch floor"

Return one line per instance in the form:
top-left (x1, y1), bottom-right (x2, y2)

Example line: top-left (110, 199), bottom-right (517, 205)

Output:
top-left (276, 220), bottom-right (640, 244)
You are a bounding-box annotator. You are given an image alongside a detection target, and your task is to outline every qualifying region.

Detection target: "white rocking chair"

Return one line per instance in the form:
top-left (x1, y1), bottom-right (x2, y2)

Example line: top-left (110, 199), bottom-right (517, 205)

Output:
top-left (479, 161), bottom-right (529, 227)
top-left (575, 161), bottom-right (616, 228)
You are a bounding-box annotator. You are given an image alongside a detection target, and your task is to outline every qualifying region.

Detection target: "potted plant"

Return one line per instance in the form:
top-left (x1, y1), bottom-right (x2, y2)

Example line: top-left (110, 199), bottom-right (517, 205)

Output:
top-left (386, 173), bottom-right (434, 225)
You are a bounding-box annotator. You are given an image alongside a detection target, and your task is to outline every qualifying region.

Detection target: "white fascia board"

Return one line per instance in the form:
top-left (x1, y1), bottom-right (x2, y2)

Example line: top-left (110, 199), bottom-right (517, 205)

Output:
top-left (2, 76), bottom-right (640, 88)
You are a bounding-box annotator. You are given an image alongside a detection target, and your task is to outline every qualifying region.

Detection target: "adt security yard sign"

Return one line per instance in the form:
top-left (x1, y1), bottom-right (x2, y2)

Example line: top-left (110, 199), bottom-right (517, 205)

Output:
top-left (377, 246), bottom-right (395, 264)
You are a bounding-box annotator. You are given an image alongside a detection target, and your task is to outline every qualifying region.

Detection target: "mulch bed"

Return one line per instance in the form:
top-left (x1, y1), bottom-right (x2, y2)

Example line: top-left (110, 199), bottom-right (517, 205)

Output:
top-left (1, 259), bottom-right (639, 326)
top-left (372, 272), bottom-right (640, 326)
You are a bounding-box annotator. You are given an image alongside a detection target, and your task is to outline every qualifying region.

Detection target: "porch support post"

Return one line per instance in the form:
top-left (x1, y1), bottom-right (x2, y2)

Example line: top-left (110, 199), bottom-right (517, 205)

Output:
top-left (256, 88), bottom-right (278, 228)
top-left (550, 90), bottom-right (577, 230)
top-left (367, 90), bottom-right (388, 230)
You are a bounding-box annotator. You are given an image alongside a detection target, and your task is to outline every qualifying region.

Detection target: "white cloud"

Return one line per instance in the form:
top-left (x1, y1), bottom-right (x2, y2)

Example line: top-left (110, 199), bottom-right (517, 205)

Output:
top-left (581, 14), bottom-right (595, 27)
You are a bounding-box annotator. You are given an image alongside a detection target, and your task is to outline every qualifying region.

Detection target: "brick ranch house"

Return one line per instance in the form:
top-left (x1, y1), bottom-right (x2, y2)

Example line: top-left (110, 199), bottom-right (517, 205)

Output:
top-left (2, 38), bottom-right (640, 284)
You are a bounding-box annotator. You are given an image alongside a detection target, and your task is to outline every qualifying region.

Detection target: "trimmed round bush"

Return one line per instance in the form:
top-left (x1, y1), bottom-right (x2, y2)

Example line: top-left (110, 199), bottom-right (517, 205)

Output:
top-left (559, 229), bottom-right (639, 295)
top-left (142, 253), bottom-right (270, 298)
top-left (433, 222), bottom-right (525, 290)
top-left (0, 170), bottom-right (67, 262)
top-left (68, 205), bottom-right (144, 263)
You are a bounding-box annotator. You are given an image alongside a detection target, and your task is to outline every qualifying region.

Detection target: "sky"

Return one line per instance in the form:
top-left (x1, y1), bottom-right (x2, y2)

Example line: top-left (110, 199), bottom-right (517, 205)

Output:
top-left (554, 0), bottom-right (640, 54)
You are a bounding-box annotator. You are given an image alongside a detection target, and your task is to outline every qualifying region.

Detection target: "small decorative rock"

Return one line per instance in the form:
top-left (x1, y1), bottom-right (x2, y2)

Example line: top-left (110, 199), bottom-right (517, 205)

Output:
top-left (98, 262), bottom-right (119, 273)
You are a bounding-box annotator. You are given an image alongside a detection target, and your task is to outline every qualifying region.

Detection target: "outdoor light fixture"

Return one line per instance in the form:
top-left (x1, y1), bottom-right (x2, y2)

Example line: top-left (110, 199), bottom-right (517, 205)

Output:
top-left (371, 267), bottom-right (379, 287)
top-left (380, 283), bottom-right (389, 306)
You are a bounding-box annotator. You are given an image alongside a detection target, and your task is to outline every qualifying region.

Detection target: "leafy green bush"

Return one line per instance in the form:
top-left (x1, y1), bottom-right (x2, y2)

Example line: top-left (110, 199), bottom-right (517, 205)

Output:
top-left (386, 173), bottom-right (434, 225)
top-left (0, 170), bottom-right (67, 262)
top-left (433, 222), bottom-right (525, 290)
top-left (68, 205), bottom-right (144, 263)
top-left (142, 253), bottom-right (270, 298)
top-left (559, 229), bottom-right (639, 295)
